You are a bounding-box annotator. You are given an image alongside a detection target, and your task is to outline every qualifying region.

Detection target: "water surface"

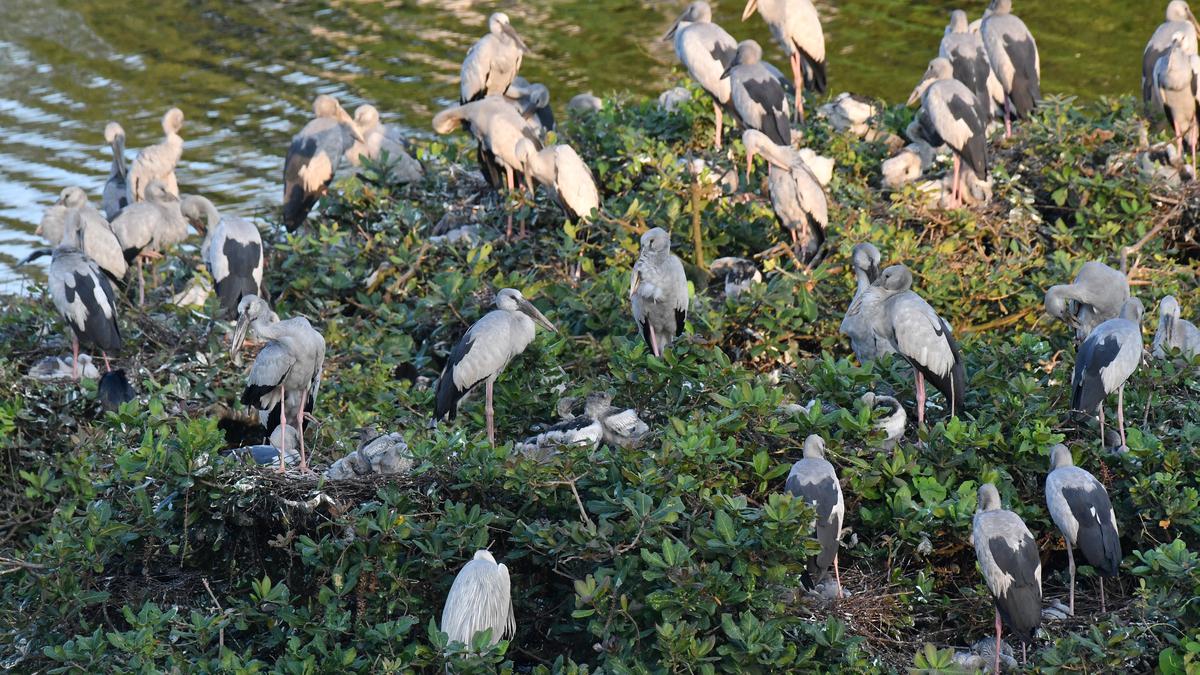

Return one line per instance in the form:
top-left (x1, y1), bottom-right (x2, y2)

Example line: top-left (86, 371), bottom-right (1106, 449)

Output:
top-left (0, 0), bottom-right (1148, 292)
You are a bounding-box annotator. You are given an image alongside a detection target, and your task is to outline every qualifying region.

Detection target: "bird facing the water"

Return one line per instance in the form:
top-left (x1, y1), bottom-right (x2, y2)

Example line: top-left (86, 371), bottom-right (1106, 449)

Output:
top-left (740, 0), bottom-right (825, 123)
top-left (283, 95), bottom-right (363, 231)
top-left (630, 228), bottom-right (689, 358)
top-left (980, 0), bottom-right (1040, 137)
top-left (102, 122), bottom-right (130, 221)
top-left (434, 289), bottom-right (557, 446)
top-left (128, 108), bottom-right (184, 201)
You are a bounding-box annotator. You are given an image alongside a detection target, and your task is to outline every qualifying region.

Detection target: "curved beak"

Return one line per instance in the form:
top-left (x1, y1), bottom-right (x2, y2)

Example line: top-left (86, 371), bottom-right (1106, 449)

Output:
top-left (230, 310), bottom-right (251, 366)
top-left (519, 297), bottom-right (557, 333)
top-left (1189, 8), bottom-right (1200, 35)
top-left (337, 107), bottom-right (366, 143)
top-left (502, 23), bottom-right (530, 53)
top-left (866, 261), bottom-right (880, 284)
top-left (741, 0), bottom-right (758, 21)
top-left (664, 17), bottom-right (681, 41)
top-left (906, 78), bottom-right (932, 106)
top-left (720, 62), bottom-right (736, 80)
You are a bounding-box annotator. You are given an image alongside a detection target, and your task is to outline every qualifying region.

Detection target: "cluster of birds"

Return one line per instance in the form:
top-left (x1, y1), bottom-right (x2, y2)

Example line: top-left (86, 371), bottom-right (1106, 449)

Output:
top-left (23, 0), bottom-right (1200, 666)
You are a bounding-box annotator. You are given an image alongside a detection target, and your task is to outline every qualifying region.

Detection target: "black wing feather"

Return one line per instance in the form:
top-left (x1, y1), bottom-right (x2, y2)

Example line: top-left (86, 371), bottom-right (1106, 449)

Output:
top-left (1062, 485), bottom-right (1122, 577)
top-left (283, 136), bottom-right (320, 231)
top-left (1071, 335), bottom-right (1121, 414)
top-left (988, 533), bottom-right (1042, 642)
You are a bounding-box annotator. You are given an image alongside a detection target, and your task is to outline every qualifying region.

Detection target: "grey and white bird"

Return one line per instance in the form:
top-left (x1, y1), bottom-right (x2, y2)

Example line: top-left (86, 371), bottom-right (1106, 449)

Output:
top-left (434, 289), bottom-right (557, 446)
top-left (980, 0), bottom-right (1040, 137)
top-left (180, 196), bottom-right (264, 320)
top-left (665, 2), bottom-right (738, 149)
top-left (283, 94), bottom-right (362, 231)
top-left (231, 295), bottom-right (325, 473)
top-left (111, 182), bottom-right (200, 304)
top-left (860, 392), bottom-right (907, 449)
top-left (344, 104), bottom-right (424, 184)
top-left (709, 256), bottom-right (762, 299)
top-left (907, 58), bottom-right (987, 207)
top-left (460, 12), bottom-right (529, 104)
top-left (37, 188), bottom-right (127, 281)
top-left (517, 392), bottom-right (612, 459)
top-left (785, 434), bottom-right (844, 592)
top-left (102, 122), bottom-right (130, 221)
top-left (1045, 444), bottom-right (1121, 615)
top-left (1144, 1), bottom-right (1200, 108)
top-left (630, 228), bottom-right (690, 358)
top-left (972, 482), bottom-right (1042, 673)
top-left (940, 10), bottom-right (995, 123)
top-left (128, 108), bottom-right (184, 201)
top-left (743, 129), bottom-right (828, 263)
top-left (504, 77), bottom-right (554, 139)
top-left (1154, 32), bottom-right (1200, 171)
top-left (868, 265), bottom-right (967, 427)
top-left (740, 0), bottom-right (825, 123)
top-left (441, 550), bottom-right (515, 648)
top-left (514, 139), bottom-right (600, 224)
top-left (722, 40), bottom-right (791, 146)
top-left (1071, 297), bottom-right (1144, 448)
top-left (433, 97), bottom-right (541, 237)
top-left (840, 242), bottom-right (894, 363)
top-left (48, 218), bottom-right (121, 380)
top-left (1153, 295), bottom-right (1200, 359)
top-left (1044, 261), bottom-right (1130, 341)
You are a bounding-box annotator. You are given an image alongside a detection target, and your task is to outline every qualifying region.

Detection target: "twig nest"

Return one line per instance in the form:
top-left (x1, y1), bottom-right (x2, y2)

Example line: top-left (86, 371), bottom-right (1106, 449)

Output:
top-left (567, 93), bottom-right (603, 112)
top-left (28, 354), bottom-right (99, 381)
top-left (936, 171), bottom-right (992, 208)
top-left (797, 148), bottom-right (835, 187)
top-left (325, 431), bottom-right (413, 480)
top-left (657, 87), bottom-right (691, 113)
top-left (818, 92), bottom-right (876, 137)
top-left (806, 578), bottom-right (850, 601)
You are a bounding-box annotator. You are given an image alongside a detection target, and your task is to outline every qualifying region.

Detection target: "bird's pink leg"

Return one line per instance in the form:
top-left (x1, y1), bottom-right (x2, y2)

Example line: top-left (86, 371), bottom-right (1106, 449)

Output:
top-left (1098, 406), bottom-right (1106, 449)
top-left (296, 388), bottom-right (310, 474)
top-left (72, 335), bottom-right (80, 381)
top-left (102, 352), bottom-right (111, 372)
top-left (713, 101), bottom-right (723, 150)
top-left (833, 553), bottom-right (842, 597)
top-left (994, 606), bottom-right (1003, 675)
top-left (277, 385), bottom-right (288, 473)
top-left (1066, 538), bottom-right (1076, 616)
top-left (1100, 577), bottom-right (1107, 614)
top-left (1117, 385), bottom-right (1127, 448)
top-left (505, 166), bottom-right (517, 238)
top-left (915, 370), bottom-right (926, 428)
top-left (137, 258), bottom-right (145, 306)
top-left (648, 323), bottom-right (661, 358)
top-left (952, 155), bottom-right (961, 207)
top-left (790, 52), bottom-right (804, 124)
top-left (1004, 99), bottom-right (1013, 139)
top-left (485, 378), bottom-right (496, 447)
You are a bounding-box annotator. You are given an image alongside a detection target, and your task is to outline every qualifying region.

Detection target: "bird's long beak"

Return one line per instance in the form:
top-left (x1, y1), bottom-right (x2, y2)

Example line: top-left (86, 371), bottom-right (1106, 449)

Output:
top-left (741, 0), bottom-right (758, 21)
top-left (521, 97), bottom-right (539, 118)
top-left (867, 261), bottom-right (880, 284)
top-left (1189, 8), bottom-right (1200, 36)
top-left (231, 310), bottom-right (251, 366)
top-left (720, 62), bottom-right (736, 80)
top-left (338, 107), bottom-right (366, 143)
top-left (519, 297), bottom-right (557, 333)
top-left (664, 17), bottom-right (681, 41)
top-left (502, 23), bottom-right (530, 53)
top-left (906, 78), bottom-right (932, 106)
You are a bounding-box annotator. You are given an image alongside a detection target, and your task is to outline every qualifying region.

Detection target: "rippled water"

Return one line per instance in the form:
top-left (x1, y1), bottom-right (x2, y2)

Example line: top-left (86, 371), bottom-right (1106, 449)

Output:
top-left (0, 0), bottom-right (1146, 292)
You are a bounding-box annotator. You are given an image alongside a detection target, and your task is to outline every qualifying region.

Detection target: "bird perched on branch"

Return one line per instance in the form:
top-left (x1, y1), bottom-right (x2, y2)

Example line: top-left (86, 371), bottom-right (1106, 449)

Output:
top-left (630, 228), bottom-right (689, 358)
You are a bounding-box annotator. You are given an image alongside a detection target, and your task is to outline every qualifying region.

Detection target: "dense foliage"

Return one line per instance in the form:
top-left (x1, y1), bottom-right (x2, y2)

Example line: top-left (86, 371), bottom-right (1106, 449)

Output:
top-left (3, 88), bottom-right (1200, 673)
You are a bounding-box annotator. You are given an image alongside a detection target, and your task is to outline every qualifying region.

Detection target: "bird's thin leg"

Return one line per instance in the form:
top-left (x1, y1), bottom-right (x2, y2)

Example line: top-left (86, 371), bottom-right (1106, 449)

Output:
top-left (648, 323), bottom-right (661, 358)
top-left (296, 388), bottom-right (310, 474)
top-left (72, 335), bottom-right (80, 381)
top-left (102, 352), bottom-right (111, 372)
top-left (1100, 577), bottom-right (1107, 614)
top-left (1004, 99), bottom-right (1013, 139)
top-left (915, 370), bottom-right (926, 429)
top-left (137, 257), bottom-right (145, 306)
top-left (833, 553), bottom-right (842, 597)
top-left (790, 51), bottom-right (804, 124)
top-left (1117, 385), bottom-right (1127, 448)
top-left (485, 378), bottom-right (496, 447)
top-left (505, 166), bottom-right (515, 238)
top-left (277, 385), bottom-right (288, 473)
top-left (1098, 406), bottom-right (1106, 449)
top-left (952, 155), bottom-right (961, 207)
top-left (1066, 539), bottom-right (1076, 616)
top-left (994, 606), bottom-right (1003, 675)
top-left (1022, 642), bottom-right (1027, 667)
top-left (713, 101), bottom-right (723, 150)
